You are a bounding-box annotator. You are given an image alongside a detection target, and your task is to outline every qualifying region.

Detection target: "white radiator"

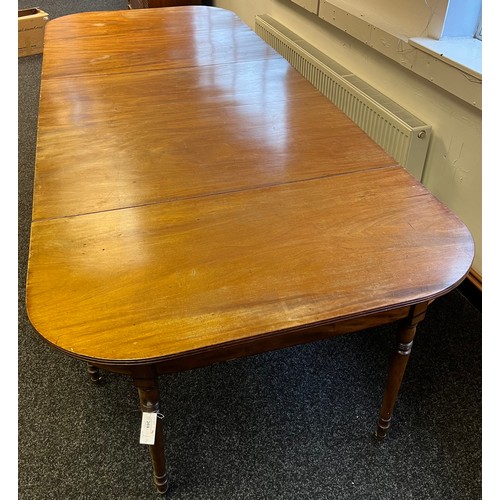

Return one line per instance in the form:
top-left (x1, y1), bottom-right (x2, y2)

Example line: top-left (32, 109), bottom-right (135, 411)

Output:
top-left (255, 14), bottom-right (431, 181)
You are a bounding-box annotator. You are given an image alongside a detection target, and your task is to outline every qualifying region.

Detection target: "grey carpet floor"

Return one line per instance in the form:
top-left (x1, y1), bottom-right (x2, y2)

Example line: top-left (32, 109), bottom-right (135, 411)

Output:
top-left (18, 1), bottom-right (482, 498)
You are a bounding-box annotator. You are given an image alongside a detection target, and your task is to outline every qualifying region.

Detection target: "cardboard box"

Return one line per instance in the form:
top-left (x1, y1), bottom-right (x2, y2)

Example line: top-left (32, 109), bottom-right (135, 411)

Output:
top-left (18, 8), bottom-right (49, 57)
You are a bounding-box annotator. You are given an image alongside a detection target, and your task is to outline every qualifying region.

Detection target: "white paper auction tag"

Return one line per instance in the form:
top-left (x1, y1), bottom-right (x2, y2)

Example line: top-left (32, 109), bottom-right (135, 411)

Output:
top-left (139, 412), bottom-right (157, 445)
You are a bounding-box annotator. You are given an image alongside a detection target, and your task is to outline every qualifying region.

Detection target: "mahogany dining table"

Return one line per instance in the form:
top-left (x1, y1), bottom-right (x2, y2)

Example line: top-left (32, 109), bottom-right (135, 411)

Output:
top-left (26, 6), bottom-right (474, 495)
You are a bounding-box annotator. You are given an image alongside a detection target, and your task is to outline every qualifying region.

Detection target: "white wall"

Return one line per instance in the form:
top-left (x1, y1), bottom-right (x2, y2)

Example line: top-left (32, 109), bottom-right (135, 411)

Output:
top-left (213, 0), bottom-right (482, 276)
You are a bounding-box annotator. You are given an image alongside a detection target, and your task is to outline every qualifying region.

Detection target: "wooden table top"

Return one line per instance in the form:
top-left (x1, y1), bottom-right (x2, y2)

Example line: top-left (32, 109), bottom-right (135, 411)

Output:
top-left (26, 7), bottom-right (474, 364)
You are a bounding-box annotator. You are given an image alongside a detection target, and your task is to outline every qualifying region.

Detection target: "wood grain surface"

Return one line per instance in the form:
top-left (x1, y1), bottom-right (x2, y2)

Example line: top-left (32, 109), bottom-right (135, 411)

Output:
top-left (27, 7), bottom-right (474, 364)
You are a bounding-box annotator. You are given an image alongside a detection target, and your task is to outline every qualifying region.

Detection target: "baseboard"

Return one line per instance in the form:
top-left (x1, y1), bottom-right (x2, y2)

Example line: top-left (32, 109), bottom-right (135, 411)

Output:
top-left (458, 268), bottom-right (482, 311)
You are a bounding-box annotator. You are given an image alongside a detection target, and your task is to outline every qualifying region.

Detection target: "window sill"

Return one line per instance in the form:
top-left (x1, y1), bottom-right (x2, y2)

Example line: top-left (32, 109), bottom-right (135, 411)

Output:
top-left (409, 37), bottom-right (482, 81)
top-left (316, 0), bottom-right (482, 109)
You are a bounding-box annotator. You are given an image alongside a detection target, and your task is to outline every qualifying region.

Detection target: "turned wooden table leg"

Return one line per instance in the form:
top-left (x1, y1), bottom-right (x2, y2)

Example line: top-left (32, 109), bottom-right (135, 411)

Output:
top-left (87, 363), bottom-right (101, 383)
top-left (375, 302), bottom-right (429, 439)
top-left (133, 370), bottom-right (169, 495)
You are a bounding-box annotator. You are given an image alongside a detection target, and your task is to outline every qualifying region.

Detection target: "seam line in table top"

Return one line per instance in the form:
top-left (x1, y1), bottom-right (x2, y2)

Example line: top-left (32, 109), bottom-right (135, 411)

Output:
top-left (39, 50), bottom-right (284, 81)
top-left (31, 164), bottom-right (401, 224)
